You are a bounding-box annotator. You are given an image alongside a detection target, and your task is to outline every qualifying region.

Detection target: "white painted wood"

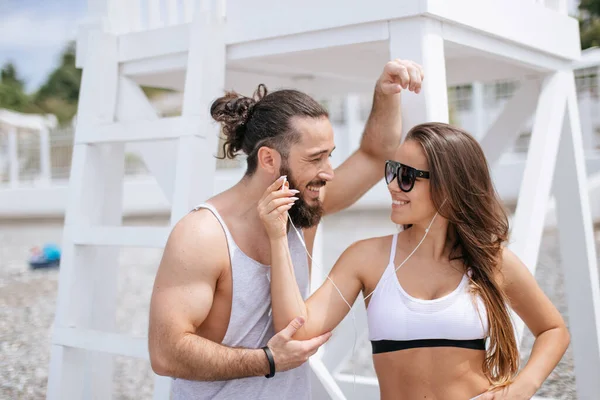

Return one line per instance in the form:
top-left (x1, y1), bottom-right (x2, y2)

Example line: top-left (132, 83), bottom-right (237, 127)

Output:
top-left (47, 30), bottom-right (123, 400)
top-left (73, 226), bottom-right (170, 247)
top-left (508, 72), bottom-right (568, 344)
top-left (166, 0), bottom-right (179, 25)
top-left (76, 115), bottom-right (207, 144)
top-left (442, 24), bottom-right (569, 73)
top-left (169, 3), bottom-right (225, 223)
top-left (39, 127), bottom-right (51, 185)
top-left (509, 73), bottom-right (567, 273)
top-left (112, 0), bottom-right (579, 68)
top-left (470, 82), bottom-right (485, 139)
top-left (427, 0), bottom-right (580, 61)
top-left (125, 0), bottom-right (142, 32)
top-left (116, 76), bottom-right (178, 202)
top-left (309, 358), bottom-right (347, 400)
top-left (544, 0), bottom-right (568, 13)
top-left (147, 0), bottom-right (163, 29)
top-left (552, 75), bottom-right (600, 399)
top-left (7, 126), bottom-right (18, 188)
top-left (183, 0), bottom-right (194, 22)
top-left (334, 374), bottom-right (379, 399)
top-left (0, 108), bottom-right (58, 131)
top-left (227, 21), bottom-right (389, 61)
top-left (53, 327), bottom-right (148, 359)
top-left (479, 78), bottom-right (542, 166)
top-left (389, 18), bottom-right (449, 134)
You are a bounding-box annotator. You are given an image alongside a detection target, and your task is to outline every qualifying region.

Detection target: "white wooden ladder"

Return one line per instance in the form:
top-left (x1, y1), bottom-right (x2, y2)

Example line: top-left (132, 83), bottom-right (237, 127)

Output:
top-left (45, 2), bottom-right (226, 398)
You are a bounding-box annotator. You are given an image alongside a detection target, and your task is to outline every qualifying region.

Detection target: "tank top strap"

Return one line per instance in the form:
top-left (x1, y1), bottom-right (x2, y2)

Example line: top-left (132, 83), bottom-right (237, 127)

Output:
top-left (389, 232), bottom-right (399, 266)
top-left (192, 203), bottom-right (236, 259)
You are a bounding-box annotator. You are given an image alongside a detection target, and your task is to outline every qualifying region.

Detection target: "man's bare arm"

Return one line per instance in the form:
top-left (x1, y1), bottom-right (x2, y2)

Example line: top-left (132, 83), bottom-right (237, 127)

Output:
top-left (148, 210), bottom-right (330, 381)
top-left (322, 60), bottom-right (423, 215)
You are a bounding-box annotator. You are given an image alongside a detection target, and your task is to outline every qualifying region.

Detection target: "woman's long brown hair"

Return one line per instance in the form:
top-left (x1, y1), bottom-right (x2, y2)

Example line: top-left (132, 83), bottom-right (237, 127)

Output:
top-left (405, 122), bottom-right (518, 388)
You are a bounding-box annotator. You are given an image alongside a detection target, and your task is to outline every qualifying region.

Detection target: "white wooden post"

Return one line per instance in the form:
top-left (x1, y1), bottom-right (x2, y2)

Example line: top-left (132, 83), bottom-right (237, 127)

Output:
top-left (166, 0), bottom-right (180, 25)
top-left (118, 76), bottom-right (178, 199)
top-left (471, 81), bottom-right (486, 139)
top-left (169, 0), bottom-right (225, 224)
top-left (7, 126), bottom-right (18, 188)
top-left (508, 72), bottom-right (568, 344)
top-left (47, 30), bottom-right (123, 400)
top-left (553, 74), bottom-right (600, 399)
top-left (389, 17), bottom-right (449, 130)
top-left (39, 127), bottom-right (51, 185)
top-left (479, 78), bottom-right (542, 166)
top-left (147, 0), bottom-right (163, 29)
top-left (578, 93), bottom-right (594, 152)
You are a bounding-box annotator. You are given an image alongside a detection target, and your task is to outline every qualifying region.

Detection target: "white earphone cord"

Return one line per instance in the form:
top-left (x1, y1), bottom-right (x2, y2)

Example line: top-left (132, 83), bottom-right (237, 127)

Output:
top-left (285, 207), bottom-right (441, 394)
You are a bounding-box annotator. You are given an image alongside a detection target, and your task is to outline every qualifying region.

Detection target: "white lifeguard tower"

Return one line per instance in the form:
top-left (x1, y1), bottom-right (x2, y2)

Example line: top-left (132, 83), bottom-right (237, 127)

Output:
top-left (47, 1), bottom-right (600, 399)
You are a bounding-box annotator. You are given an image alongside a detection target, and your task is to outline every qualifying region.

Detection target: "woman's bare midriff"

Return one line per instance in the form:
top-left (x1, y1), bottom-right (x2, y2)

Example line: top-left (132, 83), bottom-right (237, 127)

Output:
top-left (373, 346), bottom-right (490, 400)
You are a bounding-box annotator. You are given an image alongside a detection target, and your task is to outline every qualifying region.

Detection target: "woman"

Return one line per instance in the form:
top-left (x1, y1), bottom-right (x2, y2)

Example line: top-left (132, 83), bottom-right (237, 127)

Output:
top-left (258, 122), bottom-right (570, 399)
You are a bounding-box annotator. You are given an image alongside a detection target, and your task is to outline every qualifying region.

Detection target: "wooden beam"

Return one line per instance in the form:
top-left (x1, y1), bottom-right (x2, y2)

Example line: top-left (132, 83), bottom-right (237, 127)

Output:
top-left (169, 6), bottom-right (226, 224)
top-left (479, 78), bottom-right (542, 167)
top-left (553, 74), bottom-right (600, 399)
top-left (52, 327), bottom-right (148, 359)
top-left (428, 0), bottom-right (580, 61)
top-left (115, 77), bottom-right (179, 202)
top-left (76, 115), bottom-right (208, 144)
top-left (71, 226), bottom-right (171, 247)
top-left (508, 72), bottom-right (568, 344)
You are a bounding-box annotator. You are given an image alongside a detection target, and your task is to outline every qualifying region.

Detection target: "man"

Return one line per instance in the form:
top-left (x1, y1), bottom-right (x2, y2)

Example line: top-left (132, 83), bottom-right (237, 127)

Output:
top-left (148, 59), bottom-right (424, 399)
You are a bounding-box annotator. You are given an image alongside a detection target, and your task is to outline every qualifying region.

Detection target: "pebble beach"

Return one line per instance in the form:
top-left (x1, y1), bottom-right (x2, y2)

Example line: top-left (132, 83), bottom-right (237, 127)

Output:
top-left (1, 217), bottom-right (598, 399)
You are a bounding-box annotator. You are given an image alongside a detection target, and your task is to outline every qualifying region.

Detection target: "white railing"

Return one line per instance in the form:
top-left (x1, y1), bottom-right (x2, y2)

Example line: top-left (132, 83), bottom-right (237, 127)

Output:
top-left (97, 0), bottom-right (225, 34)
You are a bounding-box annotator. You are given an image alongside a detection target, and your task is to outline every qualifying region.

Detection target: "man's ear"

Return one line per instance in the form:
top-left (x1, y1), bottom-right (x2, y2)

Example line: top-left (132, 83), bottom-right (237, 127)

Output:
top-left (257, 146), bottom-right (282, 174)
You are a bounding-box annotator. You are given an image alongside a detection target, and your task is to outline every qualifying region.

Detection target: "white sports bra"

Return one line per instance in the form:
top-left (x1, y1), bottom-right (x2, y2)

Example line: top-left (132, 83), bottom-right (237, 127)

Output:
top-left (367, 233), bottom-right (489, 354)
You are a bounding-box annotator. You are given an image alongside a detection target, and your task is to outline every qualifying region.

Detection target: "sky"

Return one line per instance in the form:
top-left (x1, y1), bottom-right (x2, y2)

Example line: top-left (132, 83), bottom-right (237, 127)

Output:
top-left (0, 0), bottom-right (584, 94)
top-left (0, 0), bottom-right (86, 92)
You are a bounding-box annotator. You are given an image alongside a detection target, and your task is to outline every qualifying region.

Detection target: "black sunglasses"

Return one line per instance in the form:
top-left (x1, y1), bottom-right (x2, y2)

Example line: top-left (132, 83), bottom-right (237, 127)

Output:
top-left (384, 160), bottom-right (430, 192)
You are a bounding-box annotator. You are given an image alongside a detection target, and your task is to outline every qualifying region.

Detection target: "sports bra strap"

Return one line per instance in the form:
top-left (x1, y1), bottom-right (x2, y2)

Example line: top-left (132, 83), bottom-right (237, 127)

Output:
top-left (389, 233), bottom-right (398, 265)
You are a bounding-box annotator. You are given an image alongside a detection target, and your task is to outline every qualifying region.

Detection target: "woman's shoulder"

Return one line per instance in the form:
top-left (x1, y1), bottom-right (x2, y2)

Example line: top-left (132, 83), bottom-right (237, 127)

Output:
top-left (341, 233), bottom-right (396, 262)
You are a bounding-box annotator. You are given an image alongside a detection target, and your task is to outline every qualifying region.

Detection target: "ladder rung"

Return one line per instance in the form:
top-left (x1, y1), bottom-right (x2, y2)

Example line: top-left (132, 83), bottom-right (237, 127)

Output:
top-left (75, 116), bottom-right (208, 144)
top-left (72, 226), bottom-right (171, 247)
top-left (52, 327), bottom-right (148, 359)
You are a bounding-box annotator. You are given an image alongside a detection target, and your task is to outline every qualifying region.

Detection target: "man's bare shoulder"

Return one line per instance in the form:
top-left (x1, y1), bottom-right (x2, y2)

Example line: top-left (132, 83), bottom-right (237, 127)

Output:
top-left (160, 208), bottom-right (230, 279)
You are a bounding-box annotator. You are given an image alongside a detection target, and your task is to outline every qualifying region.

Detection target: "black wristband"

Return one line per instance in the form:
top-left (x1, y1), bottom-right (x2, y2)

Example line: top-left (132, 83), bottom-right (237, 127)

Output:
top-left (262, 346), bottom-right (276, 378)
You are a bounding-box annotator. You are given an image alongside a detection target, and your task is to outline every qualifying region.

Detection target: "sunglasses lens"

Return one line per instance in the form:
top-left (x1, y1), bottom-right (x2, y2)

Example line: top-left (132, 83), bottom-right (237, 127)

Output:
top-left (399, 166), bottom-right (415, 191)
top-left (385, 162), bottom-right (396, 185)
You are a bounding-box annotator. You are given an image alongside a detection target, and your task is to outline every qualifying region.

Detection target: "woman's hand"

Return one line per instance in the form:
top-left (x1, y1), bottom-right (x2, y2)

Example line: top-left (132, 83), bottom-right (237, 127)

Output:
top-left (258, 176), bottom-right (299, 240)
top-left (477, 380), bottom-right (537, 400)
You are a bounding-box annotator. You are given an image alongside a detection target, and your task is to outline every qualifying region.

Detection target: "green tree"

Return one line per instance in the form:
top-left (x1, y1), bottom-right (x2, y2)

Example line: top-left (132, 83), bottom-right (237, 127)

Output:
top-left (34, 42), bottom-right (82, 124)
top-left (0, 62), bottom-right (33, 112)
top-left (579, 0), bottom-right (600, 49)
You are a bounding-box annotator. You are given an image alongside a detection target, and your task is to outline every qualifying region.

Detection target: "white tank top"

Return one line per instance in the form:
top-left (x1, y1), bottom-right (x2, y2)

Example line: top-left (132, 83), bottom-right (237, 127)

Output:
top-left (171, 203), bottom-right (311, 399)
top-left (367, 233), bottom-right (489, 353)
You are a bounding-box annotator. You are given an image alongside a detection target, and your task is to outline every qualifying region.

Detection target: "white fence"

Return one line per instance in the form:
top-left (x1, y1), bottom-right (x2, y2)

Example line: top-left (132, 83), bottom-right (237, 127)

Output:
top-left (104, 0), bottom-right (225, 34)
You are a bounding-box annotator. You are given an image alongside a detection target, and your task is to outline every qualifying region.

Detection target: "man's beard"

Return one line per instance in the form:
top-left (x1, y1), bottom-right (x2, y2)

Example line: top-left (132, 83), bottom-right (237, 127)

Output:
top-left (279, 163), bottom-right (324, 229)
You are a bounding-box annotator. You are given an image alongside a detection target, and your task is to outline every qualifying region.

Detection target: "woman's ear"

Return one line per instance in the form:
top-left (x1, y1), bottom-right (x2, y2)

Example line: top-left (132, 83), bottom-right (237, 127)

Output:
top-left (257, 146), bottom-right (282, 174)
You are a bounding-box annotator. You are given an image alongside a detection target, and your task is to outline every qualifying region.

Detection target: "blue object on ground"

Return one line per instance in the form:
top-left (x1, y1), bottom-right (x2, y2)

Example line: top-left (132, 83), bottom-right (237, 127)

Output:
top-left (29, 244), bottom-right (61, 269)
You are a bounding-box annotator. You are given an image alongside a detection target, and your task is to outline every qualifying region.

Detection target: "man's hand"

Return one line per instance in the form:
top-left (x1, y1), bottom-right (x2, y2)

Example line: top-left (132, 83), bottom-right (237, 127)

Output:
top-left (266, 317), bottom-right (332, 372)
top-left (378, 59), bottom-right (424, 95)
